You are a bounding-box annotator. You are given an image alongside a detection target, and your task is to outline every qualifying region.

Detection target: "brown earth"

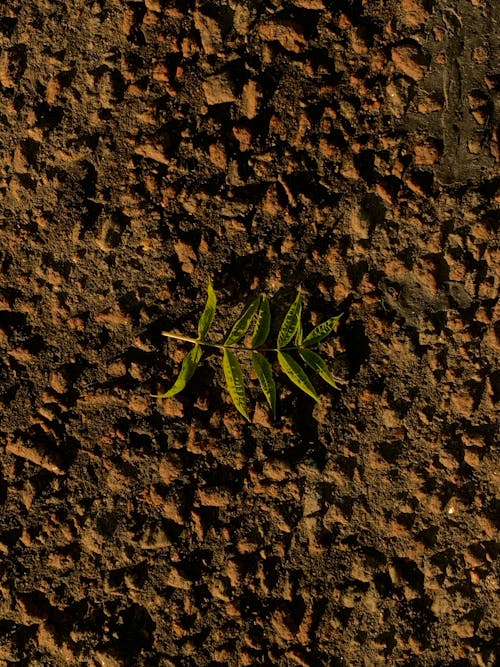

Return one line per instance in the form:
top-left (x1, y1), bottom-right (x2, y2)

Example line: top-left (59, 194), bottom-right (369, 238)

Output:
top-left (0, 0), bottom-right (499, 665)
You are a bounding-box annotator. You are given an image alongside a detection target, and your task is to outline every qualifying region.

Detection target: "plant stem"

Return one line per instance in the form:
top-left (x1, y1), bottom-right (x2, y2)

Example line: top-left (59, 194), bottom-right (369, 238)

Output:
top-left (161, 331), bottom-right (297, 353)
top-left (162, 331), bottom-right (223, 349)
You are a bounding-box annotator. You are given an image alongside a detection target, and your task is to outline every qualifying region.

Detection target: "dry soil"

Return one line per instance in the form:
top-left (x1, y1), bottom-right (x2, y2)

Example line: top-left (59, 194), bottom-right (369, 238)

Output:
top-left (0, 1), bottom-right (499, 666)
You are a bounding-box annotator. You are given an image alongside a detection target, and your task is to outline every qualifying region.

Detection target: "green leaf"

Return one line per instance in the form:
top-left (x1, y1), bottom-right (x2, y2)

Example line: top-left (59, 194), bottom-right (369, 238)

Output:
top-left (197, 281), bottom-right (217, 341)
top-left (222, 349), bottom-right (249, 421)
top-left (302, 314), bottom-right (342, 347)
top-left (225, 297), bottom-right (260, 345)
top-left (298, 349), bottom-right (341, 389)
top-left (277, 351), bottom-right (319, 402)
top-left (295, 315), bottom-right (303, 346)
top-left (251, 296), bottom-right (271, 348)
top-left (278, 292), bottom-right (302, 349)
top-left (154, 344), bottom-right (202, 398)
top-left (252, 351), bottom-right (276, 418)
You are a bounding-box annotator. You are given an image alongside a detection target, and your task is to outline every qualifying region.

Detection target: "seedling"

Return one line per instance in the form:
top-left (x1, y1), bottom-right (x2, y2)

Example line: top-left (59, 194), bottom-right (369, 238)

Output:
top-left (154, 283), bottom-right (346, 421)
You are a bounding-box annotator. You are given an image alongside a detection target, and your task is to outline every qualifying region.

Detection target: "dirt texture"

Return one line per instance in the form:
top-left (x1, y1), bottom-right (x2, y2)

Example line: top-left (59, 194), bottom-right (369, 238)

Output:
top-left (0, 0), bottom-right (499, 665)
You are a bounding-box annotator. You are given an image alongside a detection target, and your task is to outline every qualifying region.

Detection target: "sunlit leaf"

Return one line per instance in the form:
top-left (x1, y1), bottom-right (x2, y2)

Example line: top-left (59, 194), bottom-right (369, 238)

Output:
top-left (298, 349), bottom-right (342, 389)
top-left (277, 351), bottom-right (319, 401)
top-left (251, 296), bottom-right (271, 348)
top-left (223, 349), bottom-right (249, 421)
top-left (252, 351), bottom-right (276, 418)
top-left (295, 315), bottom-right (303, 346)
top-left (197, 281), bottom-right (217, 341)
top-left (225, 297), bottom-right (260, 345)
top-left (153, 344), bottom-right (202, 398)
top-left (277, 293), bottom-right (302, 349)
top-left (302, 313), bottom-right (342, 347)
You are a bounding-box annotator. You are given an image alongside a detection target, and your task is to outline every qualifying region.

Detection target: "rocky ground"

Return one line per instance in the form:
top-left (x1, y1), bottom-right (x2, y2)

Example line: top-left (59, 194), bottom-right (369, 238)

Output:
top-left (0, 0), bottom-right (499, 665)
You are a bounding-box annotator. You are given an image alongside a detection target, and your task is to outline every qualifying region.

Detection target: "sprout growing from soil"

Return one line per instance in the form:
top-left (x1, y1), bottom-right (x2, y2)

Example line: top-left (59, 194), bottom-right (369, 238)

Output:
top-left (154, 283), bottom-right (345, 421)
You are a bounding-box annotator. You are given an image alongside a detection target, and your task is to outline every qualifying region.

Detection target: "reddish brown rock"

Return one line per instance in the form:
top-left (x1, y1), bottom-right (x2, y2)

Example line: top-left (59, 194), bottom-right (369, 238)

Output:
top-left (401, 0), bottom-right (429, 27)
top-left (203, 73), bottom-right (236, 105)
top-left (258, 19), bottom-right (307, 53)
top-left (392, 44), bottom-right (429, 81)
top-left (413, 139), bottom-right (442, 165)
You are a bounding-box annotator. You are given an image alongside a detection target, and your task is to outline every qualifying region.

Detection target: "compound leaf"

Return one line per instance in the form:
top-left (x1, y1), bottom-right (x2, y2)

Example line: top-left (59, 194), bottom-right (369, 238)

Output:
top-left (225, 297), bottom-right (260, 345)
top-left (278, 293), bottom-right (302, 349)
top-left (278, 351), bottom-right (319, 402)
top-left (251, 296), bottom-right (271, 348)
top-left (198, 281), bottom-right (217, 341)
top-left (252, 351), bottom-right (276, 418)
top-left (223, 349), bottom-right (249, 421)
top-left (154, 344), bottom-right (202, 398)
top-left (298, 348), bottom-right (341, 389)
top-left (302, 314), bottom-right (342, 347)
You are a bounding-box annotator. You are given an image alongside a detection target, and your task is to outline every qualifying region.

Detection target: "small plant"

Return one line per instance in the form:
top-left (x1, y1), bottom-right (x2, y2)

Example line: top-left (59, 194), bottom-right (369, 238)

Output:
top-left (154, 283), bottom-right (345, 421)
